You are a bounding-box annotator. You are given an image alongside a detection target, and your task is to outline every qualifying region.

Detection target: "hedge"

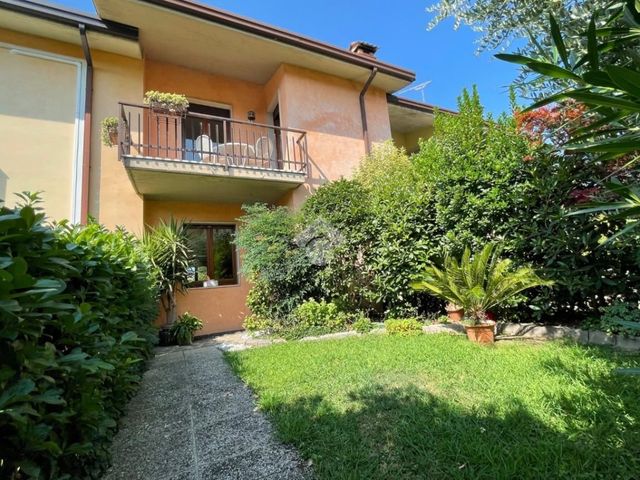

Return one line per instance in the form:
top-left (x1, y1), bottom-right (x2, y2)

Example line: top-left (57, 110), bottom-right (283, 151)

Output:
top-left (0, 196), bottom-right (158, 479)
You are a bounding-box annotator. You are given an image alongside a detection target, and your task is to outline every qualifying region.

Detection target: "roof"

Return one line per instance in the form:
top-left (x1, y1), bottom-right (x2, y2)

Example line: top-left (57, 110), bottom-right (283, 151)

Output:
top-left (0, 0), bottom-right (138, 39)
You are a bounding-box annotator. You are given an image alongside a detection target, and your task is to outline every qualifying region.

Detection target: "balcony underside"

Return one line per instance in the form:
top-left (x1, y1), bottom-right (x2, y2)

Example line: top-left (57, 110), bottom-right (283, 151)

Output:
top-left (123, 156), bottom-right (305, 203)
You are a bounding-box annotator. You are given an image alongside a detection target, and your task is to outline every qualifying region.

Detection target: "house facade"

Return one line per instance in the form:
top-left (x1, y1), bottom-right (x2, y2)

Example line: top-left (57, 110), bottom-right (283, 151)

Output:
top-left (0, 0), bottom-right (441, 335)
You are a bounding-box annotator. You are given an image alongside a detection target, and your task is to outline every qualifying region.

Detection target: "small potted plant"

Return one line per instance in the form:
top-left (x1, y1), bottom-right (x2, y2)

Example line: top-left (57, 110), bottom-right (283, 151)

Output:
top-left (101, 116), bottom-right (119, 147)
top-left (144, 90), bottom-right (189, 116)
top-left (411, 243), bottom-right (553, 344)
top-left (445, 302), bottom-right (464, 323)
top-left (170, 312), bottom-right (203, 345)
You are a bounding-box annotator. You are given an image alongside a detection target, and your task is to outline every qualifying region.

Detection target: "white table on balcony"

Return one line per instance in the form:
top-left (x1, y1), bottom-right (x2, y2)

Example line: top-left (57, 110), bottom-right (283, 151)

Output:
top-left (195, 135), bottom-right (276, 169)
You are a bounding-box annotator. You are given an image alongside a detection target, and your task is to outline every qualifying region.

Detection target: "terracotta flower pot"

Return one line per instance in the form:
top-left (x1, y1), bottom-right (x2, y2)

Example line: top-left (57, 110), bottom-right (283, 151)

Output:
top-left (445, 304), bottom-right (464, 323)
top-left (464, 322), bottom-right (496, 344)
top-left (108, 129), bottom-right (118, 146)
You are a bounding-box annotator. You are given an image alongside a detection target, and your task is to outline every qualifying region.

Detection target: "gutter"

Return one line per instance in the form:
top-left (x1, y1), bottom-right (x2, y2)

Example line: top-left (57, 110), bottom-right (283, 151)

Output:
top-left (359, 68), bottom-right (378, 156)
top-left (79, 24), bottom-right (93, 224)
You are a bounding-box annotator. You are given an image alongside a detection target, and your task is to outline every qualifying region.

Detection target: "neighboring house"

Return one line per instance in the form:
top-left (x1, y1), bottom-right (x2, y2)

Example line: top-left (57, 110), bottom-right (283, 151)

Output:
top-left (0, 0), bottom-right (446, 335)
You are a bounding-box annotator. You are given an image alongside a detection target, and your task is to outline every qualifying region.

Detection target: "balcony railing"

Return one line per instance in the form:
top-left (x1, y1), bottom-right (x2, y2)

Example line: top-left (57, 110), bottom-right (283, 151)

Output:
top-left (118, 102), bottom-right (308, 173)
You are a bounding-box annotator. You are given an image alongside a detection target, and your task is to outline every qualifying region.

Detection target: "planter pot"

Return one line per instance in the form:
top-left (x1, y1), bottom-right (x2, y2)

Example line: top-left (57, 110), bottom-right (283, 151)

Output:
top-left (150, 102), bottom-right (187, 117)
top-left (158, 328), bottom-right (173, 346)
top-left (465, 322), bottom-right (496, 344)
top-left (445, 306), bottom-right (464, 323)
top-left (108, 129), bottom-right (118, 146)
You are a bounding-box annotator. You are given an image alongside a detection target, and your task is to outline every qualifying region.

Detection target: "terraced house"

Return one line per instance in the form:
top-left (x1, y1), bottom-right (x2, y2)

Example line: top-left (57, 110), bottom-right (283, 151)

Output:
top-left (0, 0), bottom-right (441, 335)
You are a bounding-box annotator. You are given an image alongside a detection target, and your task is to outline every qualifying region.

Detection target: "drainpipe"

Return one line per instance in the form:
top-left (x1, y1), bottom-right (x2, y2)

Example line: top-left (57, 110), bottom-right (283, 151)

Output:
top-left (359, 67), bottom-right (378, 156)
top-left (79, 24), bottom-right (93, 224)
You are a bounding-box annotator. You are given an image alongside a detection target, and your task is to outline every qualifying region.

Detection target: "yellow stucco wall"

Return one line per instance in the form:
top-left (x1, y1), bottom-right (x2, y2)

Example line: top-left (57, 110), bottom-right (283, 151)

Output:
top-left (0, 30), bottom-right (80, 220)
top-left (0, 28), bottom-right (144, 233)
top-left (90, 50), bottom-right (144, 233)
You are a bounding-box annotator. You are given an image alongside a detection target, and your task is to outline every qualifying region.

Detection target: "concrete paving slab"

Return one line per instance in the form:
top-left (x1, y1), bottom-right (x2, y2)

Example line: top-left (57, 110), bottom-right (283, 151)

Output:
top-left (103, 344), bottom-right (309, 480)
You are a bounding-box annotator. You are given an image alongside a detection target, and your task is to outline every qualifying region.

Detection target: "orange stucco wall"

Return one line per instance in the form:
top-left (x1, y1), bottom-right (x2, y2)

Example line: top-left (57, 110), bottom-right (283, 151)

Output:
top-left (274, 64), bottom-right (392, 208)
top-left (144, 200), bottom-right (250, 335)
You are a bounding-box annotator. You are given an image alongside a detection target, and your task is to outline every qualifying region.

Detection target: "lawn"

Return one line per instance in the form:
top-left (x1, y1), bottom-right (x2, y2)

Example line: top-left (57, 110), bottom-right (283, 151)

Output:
top-left (226, 334), bottom-right (640, 479)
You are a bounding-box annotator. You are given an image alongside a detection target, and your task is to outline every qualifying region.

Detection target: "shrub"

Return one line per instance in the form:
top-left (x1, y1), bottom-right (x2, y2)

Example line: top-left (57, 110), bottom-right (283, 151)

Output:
top-left (236, 204), bottom-right (316, 322)
top-left (291, 299), bottom-right (348, 332)
top-left (385, 318), bottom-right (424, 336)
top-left (584, 301), bottom-right (640, 337)
top-left (301, 180), bottom-right (378, 314)
top-left (352, 315), bottom-right (374, 334)
top-left (243, 314), bottom-right (274, 333)
top-left (170, 312), bottom-right (203, 345)
top-left (0, 195), bottom-right (158, 479)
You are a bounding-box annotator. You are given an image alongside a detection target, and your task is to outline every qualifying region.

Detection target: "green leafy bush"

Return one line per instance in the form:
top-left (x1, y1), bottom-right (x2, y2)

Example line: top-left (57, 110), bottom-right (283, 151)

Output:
top-left (170, 312), bottom-right (203, 345)
top-left (352, 315), bottom-right (374, 334)
top-left (584, 301), bottom-right (640, 337)
top-left (0, 195), bottom-right (158, 479)
top-left (384, 318), bottom-right (424, 336)
top-left (291, 299), bottom-right (348, 332)
top-left (236, 204), bottom-right (317, 322)
top-left (243, 314), bottom-right (273, 333)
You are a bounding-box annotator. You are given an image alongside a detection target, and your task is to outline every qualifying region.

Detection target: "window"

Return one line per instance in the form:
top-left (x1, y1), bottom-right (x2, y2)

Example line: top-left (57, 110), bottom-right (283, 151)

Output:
top-left (183, 103), bottom-right (231, 161)
top-left (186, 224), bottom-right (237, 287)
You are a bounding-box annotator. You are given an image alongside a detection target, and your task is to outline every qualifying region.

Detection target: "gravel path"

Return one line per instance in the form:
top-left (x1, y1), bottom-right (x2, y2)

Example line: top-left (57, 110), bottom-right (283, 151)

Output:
top-left (103, 343), bottom-right (310, 480)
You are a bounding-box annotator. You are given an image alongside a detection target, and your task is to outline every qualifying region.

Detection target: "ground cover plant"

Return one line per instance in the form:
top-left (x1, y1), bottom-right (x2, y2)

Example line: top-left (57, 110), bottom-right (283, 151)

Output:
top-left (0, 195), bottom-right (158, 479)
top-left (227, 335), bottom-right (640, 479)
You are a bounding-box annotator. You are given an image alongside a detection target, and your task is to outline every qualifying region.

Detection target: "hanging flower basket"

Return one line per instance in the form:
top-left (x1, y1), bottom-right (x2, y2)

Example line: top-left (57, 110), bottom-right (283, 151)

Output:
top-left (144, 90), bottom-right (189, 117)
top-left (100, 116), bottom-right (120, 147)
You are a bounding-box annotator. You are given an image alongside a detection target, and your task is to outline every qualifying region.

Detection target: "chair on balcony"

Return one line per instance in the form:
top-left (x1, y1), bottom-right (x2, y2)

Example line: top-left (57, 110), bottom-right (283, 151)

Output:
top-left (255, 136), bottom-right (276, 169)
top-left (194, 135), bottom-right (215, 163)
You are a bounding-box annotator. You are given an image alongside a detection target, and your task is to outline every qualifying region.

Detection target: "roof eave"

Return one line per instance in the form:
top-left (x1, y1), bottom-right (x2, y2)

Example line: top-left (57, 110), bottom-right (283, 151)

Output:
top-left (0, 0), bottom-right (138, 40)
top-left (136, 0), bottom-right (415, 83)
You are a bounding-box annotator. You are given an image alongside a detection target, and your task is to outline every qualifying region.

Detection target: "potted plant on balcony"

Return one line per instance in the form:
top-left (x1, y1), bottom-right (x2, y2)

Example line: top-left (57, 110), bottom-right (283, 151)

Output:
top-left (411, 244), bottom-right (553, 344)
top-left (144, 90), bottom-right (189, 116)
top-left (144, 218), bottom-right (195, 345)
top-left (100, 116), bottom-right (119, 147)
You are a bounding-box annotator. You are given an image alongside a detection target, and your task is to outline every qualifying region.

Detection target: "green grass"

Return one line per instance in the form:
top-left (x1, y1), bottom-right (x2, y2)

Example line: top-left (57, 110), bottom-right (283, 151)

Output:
top-left (226, 335), bottom-right (640, 479)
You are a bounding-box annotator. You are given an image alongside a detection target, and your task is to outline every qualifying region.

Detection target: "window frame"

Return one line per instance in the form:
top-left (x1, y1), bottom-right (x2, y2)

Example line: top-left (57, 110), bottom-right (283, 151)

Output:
top-left (186, 222), bottom-right (238, 288)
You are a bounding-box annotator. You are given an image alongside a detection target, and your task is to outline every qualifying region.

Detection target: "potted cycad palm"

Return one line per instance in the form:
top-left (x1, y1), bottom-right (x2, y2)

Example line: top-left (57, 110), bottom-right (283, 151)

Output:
top-left (144, 218), bottom-right (195, 345)
top-left (411, 244), bottom-right (553, 344)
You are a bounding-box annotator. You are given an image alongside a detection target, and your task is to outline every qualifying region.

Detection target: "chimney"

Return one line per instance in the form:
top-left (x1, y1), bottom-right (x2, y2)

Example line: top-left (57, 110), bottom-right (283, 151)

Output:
top-left (349, 41), bottom-right (378, 58)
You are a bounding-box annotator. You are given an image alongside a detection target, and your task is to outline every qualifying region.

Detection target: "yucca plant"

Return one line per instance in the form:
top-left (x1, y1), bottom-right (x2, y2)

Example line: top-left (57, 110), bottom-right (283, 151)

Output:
top-left (411, 244), bottom-right (554, 324)
top-left (143, 218), bottom-right (194, 326)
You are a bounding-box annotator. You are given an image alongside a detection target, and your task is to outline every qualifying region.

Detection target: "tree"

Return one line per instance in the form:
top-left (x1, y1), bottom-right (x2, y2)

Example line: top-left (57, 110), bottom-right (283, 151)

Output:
top-left (427, 0), bottom-right (620, 96)
top-left (497, 1), bottom-right (640, 237)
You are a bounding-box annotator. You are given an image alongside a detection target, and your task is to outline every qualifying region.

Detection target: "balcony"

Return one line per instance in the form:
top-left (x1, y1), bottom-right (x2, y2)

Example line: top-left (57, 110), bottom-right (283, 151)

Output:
top-left (117, 103), bottom-right (308, 203)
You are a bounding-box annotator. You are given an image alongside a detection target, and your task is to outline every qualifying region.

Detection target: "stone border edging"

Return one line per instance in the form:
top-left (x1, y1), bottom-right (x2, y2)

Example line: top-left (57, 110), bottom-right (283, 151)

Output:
top-left (497, 323), bottom-right (640, 351)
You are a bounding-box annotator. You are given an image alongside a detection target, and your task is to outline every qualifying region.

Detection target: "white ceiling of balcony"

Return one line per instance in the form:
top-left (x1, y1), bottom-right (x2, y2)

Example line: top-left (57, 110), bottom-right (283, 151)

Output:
top-left (94, 0), bottom-right (412, 92)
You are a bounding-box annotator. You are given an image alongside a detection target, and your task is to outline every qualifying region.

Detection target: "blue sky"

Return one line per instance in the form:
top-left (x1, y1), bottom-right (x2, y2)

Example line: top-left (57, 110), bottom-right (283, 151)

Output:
top-left (57, 0), bottom-right (520, 115)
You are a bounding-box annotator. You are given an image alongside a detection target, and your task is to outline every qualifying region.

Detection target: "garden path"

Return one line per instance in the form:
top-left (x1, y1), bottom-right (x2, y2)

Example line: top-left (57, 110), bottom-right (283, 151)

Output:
top-left (103, 343), bottom-right (309, 480)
